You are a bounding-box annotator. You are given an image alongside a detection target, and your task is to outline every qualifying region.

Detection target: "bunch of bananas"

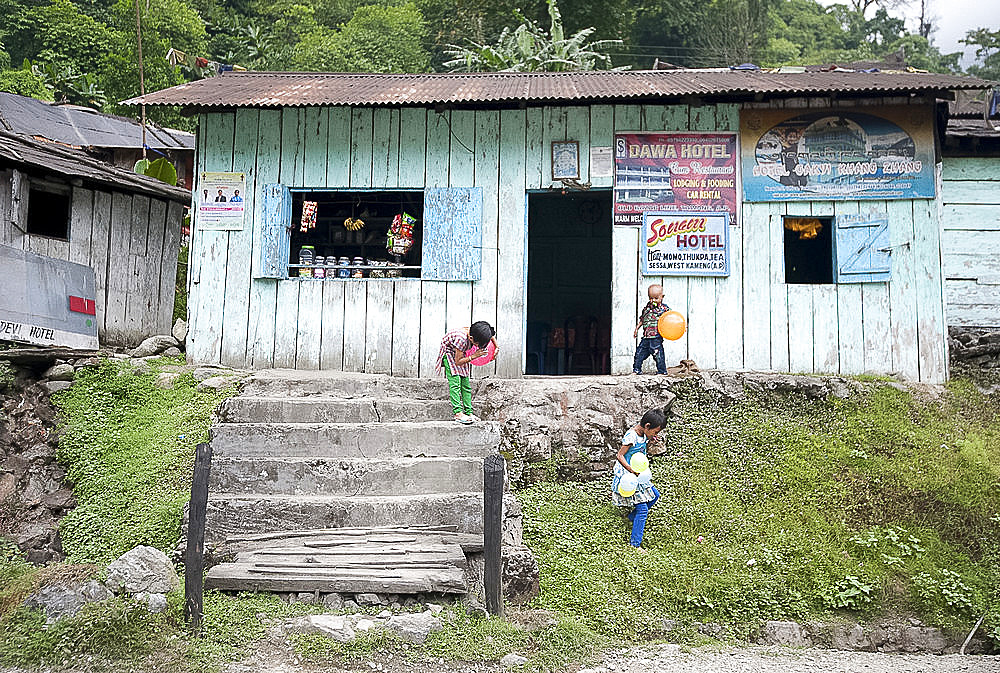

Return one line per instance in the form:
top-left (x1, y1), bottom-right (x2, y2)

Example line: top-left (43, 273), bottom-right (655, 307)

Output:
top-left (343, 217), bottom-right (365, 231)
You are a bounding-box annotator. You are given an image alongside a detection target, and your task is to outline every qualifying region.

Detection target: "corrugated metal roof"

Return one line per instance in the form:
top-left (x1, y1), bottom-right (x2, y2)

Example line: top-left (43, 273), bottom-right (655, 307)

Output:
top-left (123, 70), bottom-right (995, 108)
top-left (0, 130), bottom-right (190, 202)
top-left (0, 92), bottom-right (194, 150)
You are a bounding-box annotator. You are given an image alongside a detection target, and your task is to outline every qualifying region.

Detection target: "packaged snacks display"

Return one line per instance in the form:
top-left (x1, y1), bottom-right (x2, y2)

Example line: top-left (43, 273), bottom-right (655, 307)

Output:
top-left (387, 212), bottom-right (416, 256)
top-left (300, 201), bottom-right (318, 233)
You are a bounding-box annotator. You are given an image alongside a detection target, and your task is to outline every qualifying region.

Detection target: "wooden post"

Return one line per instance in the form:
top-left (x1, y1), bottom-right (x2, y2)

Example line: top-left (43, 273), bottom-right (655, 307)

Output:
top-left (483, 455), bottom-right (504, 616)
top-left (185, 441), bottom-right (212, 634)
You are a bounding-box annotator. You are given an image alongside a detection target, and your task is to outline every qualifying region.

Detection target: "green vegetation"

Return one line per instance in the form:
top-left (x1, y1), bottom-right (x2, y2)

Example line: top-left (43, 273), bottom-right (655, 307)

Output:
top-left (520, 380), bottom-right (1000, 643)
top-left (52, 357), bottom-right (234, 562)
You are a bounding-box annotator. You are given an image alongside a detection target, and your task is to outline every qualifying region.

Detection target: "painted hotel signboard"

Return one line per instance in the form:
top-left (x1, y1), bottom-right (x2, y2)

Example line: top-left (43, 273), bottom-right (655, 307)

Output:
top-left (613, 133), bottom-right (738, 225)
top-left (641, 211), bottom-right (731, 277)
top-left (740, 105), bottom-right (936, 201)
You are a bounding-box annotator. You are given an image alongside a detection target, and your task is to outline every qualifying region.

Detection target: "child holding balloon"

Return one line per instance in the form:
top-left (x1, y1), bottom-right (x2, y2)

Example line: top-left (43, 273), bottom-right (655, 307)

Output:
top-left (436, 321), bottom-right (498, 424)
top-left (632, 284), bottom-right (670, 375)
top-left (612, 408), bottom-right (666, 551)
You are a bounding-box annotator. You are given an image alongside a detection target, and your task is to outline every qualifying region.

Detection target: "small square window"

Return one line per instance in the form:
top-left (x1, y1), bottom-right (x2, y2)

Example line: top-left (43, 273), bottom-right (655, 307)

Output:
top-left (783, 216), bottom-right (833, 284)
top-left (26, 185), bottom-right (71, 240)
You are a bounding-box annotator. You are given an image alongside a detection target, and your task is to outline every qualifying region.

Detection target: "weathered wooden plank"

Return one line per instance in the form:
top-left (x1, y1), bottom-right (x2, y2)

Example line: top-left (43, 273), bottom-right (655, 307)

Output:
top-left (343, 280), bottom-right (367, 372)
top-left (611, 105), bottom-right (642, 373)
top-left (786, 285), bottom-right (814, 373)
top-left (941, 229), bottom-right (1000, 254)
top-left (221, 108), bottom-right (260, 367)
top-left (689, 105), bottom-right (716, 131)
top-left (656, 104), bottom-right (688, 131)
top-left (319, 281), bottom-right (345, 370)
top-left (124, 194), bottom-right (151, 343)
top-left (425, 110), bottom-right (450, 188)
top-left (303, 107), bottom-right (328, 187)
top-left (391, 280), bottom-right (421, 377)
top-left (742, 202), bottom-right (771, 370)
top-left (280, 108), bottom-right (305, 186)
top-left (372, 107), bottom-right (399, 189)
top-left (523, 107), bottom-right (544, 191)
top-left (912, 199), bottom-right (948, 382)
top-left (248, 109), bottom-right (282, 368)
top-left (205, 564), bottom-right (467, 593)
top-left (686, 277), bottom-right (717, 369)
top-left (68, 188), bottom-right (93, 267)
top-left (942, 158), bottom-right (1000, 181)
top-left (541, 106), bottom-right (567, 186)
top-left (397, 108), bottom-right (426, 189)
top-left (187, 119), bottom-right (206, 343)
top-left (295, 280), bottom-right (323, 369)
top-left (942, 251), bottom-right (1000, 280)
top-left (565, 106), bottom-right (590, 185)
top-left (812, 284), bottom-right (839, 374)
top-left (350, 108), bottom-right (374, 188)
top-left (418, 282), bottom-right (447, 378)
top-left (715, 221), bottom-right (742, 372)
top-left (886, 200), bottom-right (919, 380)
top-left (104, 191), bottom-right (133, 346)
top-left (91, 190), bottom-right (113, 338)
top-left (940, 204), bottom-right (1000, 231)
top-left (715, 103), bottom-right (740, 132)
top-left (144, 198), bottom-right (167, 336)
top-left (159, 201), bottom-right (183, 338)
top-left (471, 109), bottom-right (500, 377)
top-left (768, 203), bottom-right (793, 372)
top-left (364, 281), bottom-right (394, 374)
top-left (940, 180), bottom-right (997, 205)
top-left (589, 105), bottom-right (614, 189)
top-left (273, 280), bottom-right (300, 369)
top-left (833, 202), bottom-right (864, 376)
top-left (448, 109), bottom-right (476, 187)
top-left (496, 109), bottom-right (527, 377)
top-left (326, 107), bottom-right (352, 188)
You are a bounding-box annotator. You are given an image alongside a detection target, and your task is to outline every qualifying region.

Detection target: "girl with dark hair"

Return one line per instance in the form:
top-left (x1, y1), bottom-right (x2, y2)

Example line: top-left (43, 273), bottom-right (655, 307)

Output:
top-left (436, 321), bottom-right (498, 424)
top-left (611, 408), bottom-right (666, 551)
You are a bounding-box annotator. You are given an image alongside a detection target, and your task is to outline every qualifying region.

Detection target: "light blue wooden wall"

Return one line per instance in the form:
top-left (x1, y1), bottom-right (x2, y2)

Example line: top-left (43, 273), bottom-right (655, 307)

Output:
top-left (187, 100), bottom-right (949, 382)
top-left (941, 157), bottom-right (1000, 327)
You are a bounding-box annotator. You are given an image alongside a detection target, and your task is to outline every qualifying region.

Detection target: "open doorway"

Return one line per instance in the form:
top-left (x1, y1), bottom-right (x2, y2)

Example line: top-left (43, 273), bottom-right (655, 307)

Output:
top-left (526, 190), bottom-right (613, 375)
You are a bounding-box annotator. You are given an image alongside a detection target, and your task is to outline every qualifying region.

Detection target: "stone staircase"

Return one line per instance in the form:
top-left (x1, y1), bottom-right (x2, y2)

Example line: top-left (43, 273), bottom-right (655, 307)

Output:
top-left (202, 371), bottom-right (503, 599)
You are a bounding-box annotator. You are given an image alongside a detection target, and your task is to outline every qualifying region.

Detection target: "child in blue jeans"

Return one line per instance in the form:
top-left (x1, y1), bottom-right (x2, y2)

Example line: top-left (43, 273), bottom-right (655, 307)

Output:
top-left (611, 408), bottom-right (666, 551)
top-left (632, 284), bottom-right (669, 375)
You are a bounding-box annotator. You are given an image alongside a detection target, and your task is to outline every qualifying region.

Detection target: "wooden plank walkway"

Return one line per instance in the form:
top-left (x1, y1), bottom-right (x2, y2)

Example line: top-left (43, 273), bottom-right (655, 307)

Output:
top-left (205, 526), bottom-right (482, 595)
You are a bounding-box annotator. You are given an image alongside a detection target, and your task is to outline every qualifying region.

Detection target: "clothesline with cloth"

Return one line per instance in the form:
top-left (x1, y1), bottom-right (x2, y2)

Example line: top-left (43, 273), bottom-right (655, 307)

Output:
top-left (166, 48), bottom-right (247, 77)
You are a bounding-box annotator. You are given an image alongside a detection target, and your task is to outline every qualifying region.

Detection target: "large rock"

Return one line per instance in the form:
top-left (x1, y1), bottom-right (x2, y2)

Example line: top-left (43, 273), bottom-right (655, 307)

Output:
top-left (385, 611), bottom-right (442, 644)
top-left (105, 545), bottom-right (179, 594)
top-left (502, 545), bottom-right (540, 605)
top-left (24, 579), bottom-right (112, 623)
top-left (130, 335), bottom-right (179, 358)
top-left (283, 615), bottom-right (356, 643)
top-left (172, 319), bottom-right (188, 344)
top-left (762, 620), bottom-right (810, 647)
top-left (43, 364), bottom-right (75, 381)
top-left (197, 375), bottom-right (239, 392)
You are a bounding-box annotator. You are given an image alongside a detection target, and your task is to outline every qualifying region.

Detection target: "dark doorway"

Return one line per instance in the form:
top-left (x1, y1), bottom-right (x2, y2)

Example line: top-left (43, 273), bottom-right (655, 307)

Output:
top-left (526, 190), bottom-right (613, 375)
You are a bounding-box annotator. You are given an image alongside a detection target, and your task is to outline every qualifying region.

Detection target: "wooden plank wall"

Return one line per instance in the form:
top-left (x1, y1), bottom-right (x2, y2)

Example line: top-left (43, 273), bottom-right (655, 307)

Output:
top-left (190, 101), bottom-right (949, 382)
top-left (940, 156), bottom-right (1000, 327)
top-left (0, 168), bottom-right (182, 346)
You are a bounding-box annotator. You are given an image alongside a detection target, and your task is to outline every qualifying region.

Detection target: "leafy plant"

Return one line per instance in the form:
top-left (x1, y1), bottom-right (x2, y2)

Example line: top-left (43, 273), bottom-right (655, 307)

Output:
top-left (134, 157), bottom-right (179, 186)
top-left (822, 575), bottom-right (874, 611)
top-left (912, 569), bottom-right (978, 618)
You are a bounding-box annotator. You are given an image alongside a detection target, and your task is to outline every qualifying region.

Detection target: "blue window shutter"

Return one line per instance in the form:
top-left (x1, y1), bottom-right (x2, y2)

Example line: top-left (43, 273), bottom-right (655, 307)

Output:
top-left (835, 214), bottom-right (891, 283)
top-left (254, 184), bottom-right (292, 279)
top-left (421, 187), bottom-right (483, 281)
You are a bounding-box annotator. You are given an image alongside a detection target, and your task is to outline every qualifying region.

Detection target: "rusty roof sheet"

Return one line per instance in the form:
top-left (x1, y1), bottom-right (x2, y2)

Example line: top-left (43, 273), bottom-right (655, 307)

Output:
top-left (124, 70), bottom-right (994, 108)
top-left (0, 130), bottom-right (190, 202)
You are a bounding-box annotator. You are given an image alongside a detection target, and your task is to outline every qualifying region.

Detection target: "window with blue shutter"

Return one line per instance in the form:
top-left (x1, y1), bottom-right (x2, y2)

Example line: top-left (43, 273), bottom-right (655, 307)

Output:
top-left (834, 214), bottom-right (891, 283)
top-left (254, 184), bottom-right (292, 279)
top-left (421, 187), bottom-right (483, 281)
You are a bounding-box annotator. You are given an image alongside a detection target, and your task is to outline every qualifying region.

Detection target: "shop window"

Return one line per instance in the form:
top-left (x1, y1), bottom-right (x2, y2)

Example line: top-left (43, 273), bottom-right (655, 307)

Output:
top-left (253, 185), bottom-right (483, 281)
top-left (26, 184), bottom-right (71, 240)
top-left (289, 191), bottom-right (424, 279)
top-left (783, 214), bottom-right (892, 285)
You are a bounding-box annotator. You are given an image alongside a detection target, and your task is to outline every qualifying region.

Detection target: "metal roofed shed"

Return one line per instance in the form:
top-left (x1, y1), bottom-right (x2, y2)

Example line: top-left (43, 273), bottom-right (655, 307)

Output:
top-left (123, 69), bottom-right (995, 109)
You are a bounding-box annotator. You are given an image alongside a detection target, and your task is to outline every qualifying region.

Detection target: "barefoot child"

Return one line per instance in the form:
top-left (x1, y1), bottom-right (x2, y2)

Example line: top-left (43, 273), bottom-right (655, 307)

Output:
top-left (612, 408), bottom-right (666, 550)
top-left (436, 321), bottom-right (498, 424)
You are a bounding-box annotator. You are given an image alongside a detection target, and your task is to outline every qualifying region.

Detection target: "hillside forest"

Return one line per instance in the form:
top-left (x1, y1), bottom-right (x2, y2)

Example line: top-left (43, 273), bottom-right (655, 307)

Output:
top-left (0, 0), bottom-right (998, 129)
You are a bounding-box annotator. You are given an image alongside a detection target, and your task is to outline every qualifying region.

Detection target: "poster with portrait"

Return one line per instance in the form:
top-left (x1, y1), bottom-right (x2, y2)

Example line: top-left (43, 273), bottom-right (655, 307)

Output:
top-left (197, 172), bottom-right (246, 230)
top-left (641, 211), bottom-right (730, 277)
top-left (613, 133), bottom-right (738, 225)
top-left (740, 105), bottom-right (936, 201)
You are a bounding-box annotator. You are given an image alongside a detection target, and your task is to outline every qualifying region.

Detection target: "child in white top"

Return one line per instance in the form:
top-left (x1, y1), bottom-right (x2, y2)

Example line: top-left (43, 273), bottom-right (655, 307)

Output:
top-left (611, 408), bottom-right (666, 551)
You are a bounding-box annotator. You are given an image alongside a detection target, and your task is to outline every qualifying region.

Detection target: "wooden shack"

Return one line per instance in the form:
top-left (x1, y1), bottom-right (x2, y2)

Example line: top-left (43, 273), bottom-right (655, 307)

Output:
top-left (0, 131), bottom-right (189, 346)
top-left (129, 70), bottom-right (992, 382)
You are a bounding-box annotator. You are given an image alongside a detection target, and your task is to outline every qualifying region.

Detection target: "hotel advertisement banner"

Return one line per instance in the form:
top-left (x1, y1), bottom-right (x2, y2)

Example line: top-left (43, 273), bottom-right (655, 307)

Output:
top-left (740, 105), bottom-right (936, 201)
top-left (614, 133), bottom-right (738, 225)
top-left (642, 211), bottom-right (730, 277)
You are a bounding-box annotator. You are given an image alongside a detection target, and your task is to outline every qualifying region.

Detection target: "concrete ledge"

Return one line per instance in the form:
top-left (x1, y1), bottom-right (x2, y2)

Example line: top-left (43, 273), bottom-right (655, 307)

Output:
top-left (219, 397), bottom-right (455, 424)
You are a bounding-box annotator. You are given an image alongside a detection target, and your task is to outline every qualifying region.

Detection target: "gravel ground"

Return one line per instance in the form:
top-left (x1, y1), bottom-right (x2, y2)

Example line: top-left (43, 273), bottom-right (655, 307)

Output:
top-left (585, 644), bottom-right (1000, 673)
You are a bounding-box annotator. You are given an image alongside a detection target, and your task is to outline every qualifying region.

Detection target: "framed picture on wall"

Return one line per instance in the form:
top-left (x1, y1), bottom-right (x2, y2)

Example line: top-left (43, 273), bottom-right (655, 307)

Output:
top-left (551, 141), bottom-right (579, 180)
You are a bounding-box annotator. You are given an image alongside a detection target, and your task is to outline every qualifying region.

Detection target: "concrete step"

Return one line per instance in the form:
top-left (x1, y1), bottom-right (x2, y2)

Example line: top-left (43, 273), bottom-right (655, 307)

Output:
top-left (204, 493), bottom-right (484, 546)
top-left (209, 456), bottom-right (485, 496)
top-left (218, 396), bottom-right (455, 424)
top-left (241, 371), bottom-right (453, 400)
top-left (209, 421), bottom-right (500, 459)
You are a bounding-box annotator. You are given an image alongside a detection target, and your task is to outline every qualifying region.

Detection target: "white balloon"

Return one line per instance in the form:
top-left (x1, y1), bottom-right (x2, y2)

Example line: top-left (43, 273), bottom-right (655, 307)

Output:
top-left (618, 471), bottom-right (639, 496)
top-left (637, 469), bottom-right (652, 486)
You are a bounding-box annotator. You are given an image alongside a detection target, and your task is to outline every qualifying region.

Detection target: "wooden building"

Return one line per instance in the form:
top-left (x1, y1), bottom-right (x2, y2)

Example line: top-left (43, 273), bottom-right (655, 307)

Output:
top-left (0, 130), bottom-right (189, 346)
top-left (129, 70), bottom-right (992, 382)
top-left (941, 94), bottom-right (1000, 328)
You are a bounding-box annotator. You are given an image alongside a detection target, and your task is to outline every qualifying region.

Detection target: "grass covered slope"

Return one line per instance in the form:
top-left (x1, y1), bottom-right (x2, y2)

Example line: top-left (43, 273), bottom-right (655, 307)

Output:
top-left (52, 358), bottom-right (234, 562)
top-left (520, 380), bottom-right (1000, 644)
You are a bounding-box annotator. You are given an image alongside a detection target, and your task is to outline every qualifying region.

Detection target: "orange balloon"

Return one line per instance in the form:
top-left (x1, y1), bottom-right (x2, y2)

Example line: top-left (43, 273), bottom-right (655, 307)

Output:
top-left (658, 311), bottom-right (686, 340)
